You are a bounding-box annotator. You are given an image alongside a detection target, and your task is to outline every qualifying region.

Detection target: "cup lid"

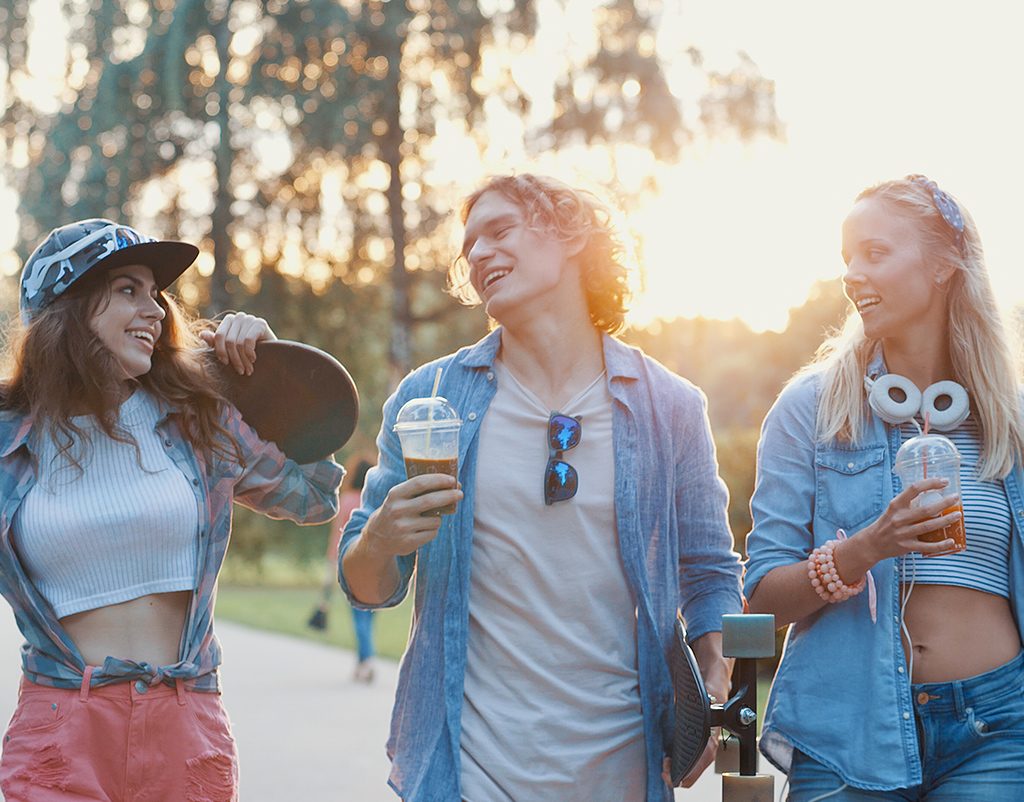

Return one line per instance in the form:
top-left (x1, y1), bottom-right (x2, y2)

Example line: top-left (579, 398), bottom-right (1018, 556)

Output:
top-left (893, 433), bottom-right (960, 469)
top-left (393, 396), bottom-right (462, 432)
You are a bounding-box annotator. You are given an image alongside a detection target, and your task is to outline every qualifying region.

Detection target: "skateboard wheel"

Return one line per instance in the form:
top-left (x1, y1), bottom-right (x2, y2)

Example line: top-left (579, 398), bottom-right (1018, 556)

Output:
top-left (722, 614), bottom-right (776, 658)
top-left (721, 772), bottom-right (775, 802)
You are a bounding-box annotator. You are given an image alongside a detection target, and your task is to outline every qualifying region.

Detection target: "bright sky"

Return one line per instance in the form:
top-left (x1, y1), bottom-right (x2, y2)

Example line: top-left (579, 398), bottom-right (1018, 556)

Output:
top-left (4, 0), bottom-right (1023, 334)
top-left (625, 0), bottom-right (1024, 330)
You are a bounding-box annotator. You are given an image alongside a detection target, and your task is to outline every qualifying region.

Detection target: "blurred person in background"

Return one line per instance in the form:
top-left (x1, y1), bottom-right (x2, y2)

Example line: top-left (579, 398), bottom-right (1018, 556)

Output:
top-left (308, 457), bottom-right (378, 682)
top-left (339, 173), bottom-right (743, 801)
top-left (745, 175), bottom-right (1024, 800)
top-left (0, 219), bottom-right (343, 801)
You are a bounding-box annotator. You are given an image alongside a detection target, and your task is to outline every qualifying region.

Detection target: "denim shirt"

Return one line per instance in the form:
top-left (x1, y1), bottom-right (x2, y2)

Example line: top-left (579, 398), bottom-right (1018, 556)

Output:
top-left (0, 395), bottom-right (344, 692)
top-left (744, 363), bottom-right (1024, 790)
top-left (339, 329), bottom-right (743, 802)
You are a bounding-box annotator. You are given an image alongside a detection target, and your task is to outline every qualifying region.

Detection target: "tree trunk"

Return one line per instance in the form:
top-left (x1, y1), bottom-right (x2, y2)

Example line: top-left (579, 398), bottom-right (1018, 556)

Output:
top-left (382, 81), bottom-right (410, 384)
top-left (208, 3), bottom-right (234, 315)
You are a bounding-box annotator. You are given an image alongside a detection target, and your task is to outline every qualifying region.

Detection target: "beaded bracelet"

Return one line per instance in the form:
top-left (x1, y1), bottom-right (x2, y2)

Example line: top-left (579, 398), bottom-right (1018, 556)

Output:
top-left (807, 540), bottom-right (865, 602)
top-left (807, 529), bottom-right (877, 622)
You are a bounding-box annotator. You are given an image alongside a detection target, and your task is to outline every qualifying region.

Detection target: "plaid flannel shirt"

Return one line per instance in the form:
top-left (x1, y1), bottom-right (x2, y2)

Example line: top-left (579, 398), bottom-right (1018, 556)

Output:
top-left (0, 394), bottom-right (343, 692)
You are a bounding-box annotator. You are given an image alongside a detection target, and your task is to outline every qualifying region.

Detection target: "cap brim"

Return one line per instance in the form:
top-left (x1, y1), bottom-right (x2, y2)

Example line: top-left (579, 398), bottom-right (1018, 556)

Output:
top-left (93, 241), bottom-right (199, 290)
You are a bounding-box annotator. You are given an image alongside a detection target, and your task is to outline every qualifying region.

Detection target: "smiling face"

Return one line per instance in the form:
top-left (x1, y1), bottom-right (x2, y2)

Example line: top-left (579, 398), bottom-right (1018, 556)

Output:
top-left (460, 190), bottom-right (581, 326)
top-left (841, 197), bottom-right (951, 345)
top-left (88, 264), bottom-right (166, 381)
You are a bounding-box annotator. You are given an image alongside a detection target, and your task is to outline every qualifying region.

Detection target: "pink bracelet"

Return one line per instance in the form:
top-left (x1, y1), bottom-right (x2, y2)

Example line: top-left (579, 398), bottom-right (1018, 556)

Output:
top-left (806, 529), bottom-right (877, 622)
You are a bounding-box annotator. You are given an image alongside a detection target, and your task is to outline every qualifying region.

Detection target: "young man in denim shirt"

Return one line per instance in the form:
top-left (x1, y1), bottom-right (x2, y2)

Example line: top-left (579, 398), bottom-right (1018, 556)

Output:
top-left (340, 174), bottom-right (743, 801)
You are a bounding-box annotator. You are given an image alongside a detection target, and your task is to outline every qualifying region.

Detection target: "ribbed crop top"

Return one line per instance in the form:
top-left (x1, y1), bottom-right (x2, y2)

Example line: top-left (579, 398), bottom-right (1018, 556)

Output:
top-left (899, 418), bottom-right (1011, 598)
top-left (12, 390), bottom-right (199, 618)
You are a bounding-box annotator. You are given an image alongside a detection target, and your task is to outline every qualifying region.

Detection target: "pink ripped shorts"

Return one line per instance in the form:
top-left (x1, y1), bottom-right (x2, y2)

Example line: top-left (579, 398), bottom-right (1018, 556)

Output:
top-left (0, 667), bottom-right (238, 802)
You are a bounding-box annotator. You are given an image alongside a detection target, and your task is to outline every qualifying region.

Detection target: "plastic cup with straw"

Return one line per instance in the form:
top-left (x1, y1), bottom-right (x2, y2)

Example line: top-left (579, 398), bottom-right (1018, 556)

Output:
top-left (892, 411), bottom-right (966, 557)
top-left (393, 368), bottom-right (463, 516)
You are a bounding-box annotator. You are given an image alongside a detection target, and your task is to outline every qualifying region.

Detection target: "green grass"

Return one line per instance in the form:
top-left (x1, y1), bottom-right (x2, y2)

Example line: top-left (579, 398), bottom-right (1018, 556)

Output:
top-left (215, 584), bottom-right (413, 660)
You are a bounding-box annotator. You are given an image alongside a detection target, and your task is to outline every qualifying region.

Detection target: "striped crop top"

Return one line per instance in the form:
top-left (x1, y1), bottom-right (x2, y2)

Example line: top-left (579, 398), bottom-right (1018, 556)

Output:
top-left (899, 417), bottom-right (1011, 598)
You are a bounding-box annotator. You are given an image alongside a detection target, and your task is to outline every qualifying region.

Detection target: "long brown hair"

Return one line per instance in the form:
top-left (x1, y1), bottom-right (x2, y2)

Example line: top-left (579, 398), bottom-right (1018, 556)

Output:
top-left (2, 278), bottom-right (242, 467)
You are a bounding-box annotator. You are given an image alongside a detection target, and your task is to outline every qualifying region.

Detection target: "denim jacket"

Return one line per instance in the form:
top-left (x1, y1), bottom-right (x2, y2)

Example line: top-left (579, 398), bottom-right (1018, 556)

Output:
top-left (744, 363), bottom-right (1024, 790)
top-left (0, 394), bottom-right (343, 692)
top-left (339, 329), bottom-right (743, 802)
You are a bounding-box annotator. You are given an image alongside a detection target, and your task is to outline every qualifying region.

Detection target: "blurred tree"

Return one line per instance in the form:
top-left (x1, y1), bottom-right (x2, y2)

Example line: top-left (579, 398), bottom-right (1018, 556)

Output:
top-left (1, 0), bottom-right (780, 380)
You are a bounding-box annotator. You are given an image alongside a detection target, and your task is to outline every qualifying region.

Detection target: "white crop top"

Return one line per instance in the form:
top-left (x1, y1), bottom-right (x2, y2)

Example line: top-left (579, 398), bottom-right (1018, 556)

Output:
top-left (12, 390), bottom-right (199, 618)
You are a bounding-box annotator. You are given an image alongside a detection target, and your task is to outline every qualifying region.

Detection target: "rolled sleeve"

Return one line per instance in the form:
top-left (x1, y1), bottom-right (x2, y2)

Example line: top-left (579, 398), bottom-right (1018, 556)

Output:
top-left (743, 375), bottom-right (819, 599)
top-left (225, 405), bottom-right (344, 524)
top-left (338, 377), bottom-right (420, 610)
top-left (674, 385), bottom-right (744, 641)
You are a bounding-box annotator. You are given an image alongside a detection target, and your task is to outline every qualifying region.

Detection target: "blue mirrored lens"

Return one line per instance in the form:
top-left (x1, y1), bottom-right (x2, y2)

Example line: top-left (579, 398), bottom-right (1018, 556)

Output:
top-left (548, 414), bottom-right (581, 452)
top-left (545, 459), bottom-right (578, 504)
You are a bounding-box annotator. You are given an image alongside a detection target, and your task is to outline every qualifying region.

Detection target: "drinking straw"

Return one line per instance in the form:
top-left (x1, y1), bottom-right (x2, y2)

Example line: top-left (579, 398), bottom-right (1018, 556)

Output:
top-left (426, 367), bottom-right (443, 452)
top-left (922, 412), bottom-right (930, 478)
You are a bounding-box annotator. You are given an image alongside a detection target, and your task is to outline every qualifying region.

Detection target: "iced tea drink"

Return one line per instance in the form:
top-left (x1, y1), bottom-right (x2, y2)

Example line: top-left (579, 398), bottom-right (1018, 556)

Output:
top-left (893, 433), bottom-right (966, 558)
top-left (917, 501), bottom-right (967, 557)
top-left (393, 396), bottom-right (462, 517)
top-left (404, 457), bottom-right (459, 515)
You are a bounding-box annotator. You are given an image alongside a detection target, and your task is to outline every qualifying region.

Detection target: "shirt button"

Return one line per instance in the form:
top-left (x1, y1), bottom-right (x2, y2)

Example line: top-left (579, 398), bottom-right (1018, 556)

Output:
top-left (164, 439), bottom-right (173, 448)
top-left (134, 680), bottom-right (148, 694)
top-left (486, 372), bottom-right (494, 381)
top-left (467, 412), bottom-right (477, 421)
top-left (192, 479), bottom-right (199, 486)
top-left (903, 712), bottom-right (911, 720)
top-left (898, 666), bottom-right (905, 674)
top-left (847, 461), bottom-right (855, 469)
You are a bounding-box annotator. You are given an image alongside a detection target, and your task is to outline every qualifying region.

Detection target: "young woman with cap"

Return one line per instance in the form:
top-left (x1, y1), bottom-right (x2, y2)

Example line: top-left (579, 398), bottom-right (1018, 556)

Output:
top-left (0, 219), bottom-right (344, 800)
top-left (744, 176), bottom-right (1024, 800)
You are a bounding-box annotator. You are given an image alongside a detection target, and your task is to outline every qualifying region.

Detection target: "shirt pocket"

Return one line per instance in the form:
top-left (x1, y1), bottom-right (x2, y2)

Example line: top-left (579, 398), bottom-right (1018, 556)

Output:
top-left (815, 445), bottom-right (887, 534)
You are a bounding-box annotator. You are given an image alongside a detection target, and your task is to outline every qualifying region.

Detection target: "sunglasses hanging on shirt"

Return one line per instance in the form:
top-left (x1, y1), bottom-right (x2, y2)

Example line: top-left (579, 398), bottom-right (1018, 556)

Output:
top-left (864, 374), bottom-right (969, 432)
top-left (544, 413), bottom-right (582, 505)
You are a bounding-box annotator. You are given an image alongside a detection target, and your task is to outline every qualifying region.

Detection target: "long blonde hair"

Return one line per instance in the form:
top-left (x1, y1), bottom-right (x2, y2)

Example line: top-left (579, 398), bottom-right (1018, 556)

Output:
top-left (806, 176), bottom-right (1024, 480)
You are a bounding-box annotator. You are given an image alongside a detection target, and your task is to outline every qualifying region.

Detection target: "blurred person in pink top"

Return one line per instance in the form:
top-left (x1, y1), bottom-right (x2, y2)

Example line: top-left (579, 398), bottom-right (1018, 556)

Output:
top-left (309, 457), bottom-right (377, 681)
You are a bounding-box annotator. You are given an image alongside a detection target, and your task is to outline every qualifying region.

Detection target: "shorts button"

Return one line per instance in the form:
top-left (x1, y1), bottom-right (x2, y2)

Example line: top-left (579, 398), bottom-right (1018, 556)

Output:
top-left (916, 692), bottom-right (930, 705)
top-left (135, 680), bottom-right (148, 694)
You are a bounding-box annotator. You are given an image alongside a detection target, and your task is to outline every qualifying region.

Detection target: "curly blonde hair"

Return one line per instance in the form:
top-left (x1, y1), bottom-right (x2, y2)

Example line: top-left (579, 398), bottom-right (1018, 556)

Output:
top-left (447, 174), bottom-right (633, 334)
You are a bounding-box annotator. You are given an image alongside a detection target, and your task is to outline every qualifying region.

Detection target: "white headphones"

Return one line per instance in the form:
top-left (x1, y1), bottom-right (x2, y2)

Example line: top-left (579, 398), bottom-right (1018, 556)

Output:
top-left (864, 374), bottom-right (970, 431)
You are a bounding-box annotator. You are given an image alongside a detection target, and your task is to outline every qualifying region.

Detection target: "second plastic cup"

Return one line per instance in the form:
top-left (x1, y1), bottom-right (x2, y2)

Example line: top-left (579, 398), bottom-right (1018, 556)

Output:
top-left (892, 433), bottom-right (965, 557)
top-left (394, 396), bottom-right (462, 516)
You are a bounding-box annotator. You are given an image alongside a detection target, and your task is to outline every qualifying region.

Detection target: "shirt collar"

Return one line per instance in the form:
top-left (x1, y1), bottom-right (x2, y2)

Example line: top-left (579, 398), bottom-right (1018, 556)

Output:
top-left (866, 343), bottom-right (887, 380)
top-left (459, 327), bottom-right (641, 382)
top-left (0, 410), bottom-right (34, 458)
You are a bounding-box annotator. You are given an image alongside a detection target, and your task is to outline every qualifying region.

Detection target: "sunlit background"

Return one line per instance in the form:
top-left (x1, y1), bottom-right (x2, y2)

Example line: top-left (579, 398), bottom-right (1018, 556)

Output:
top-left (3, 0), bottom-right (1022, 334)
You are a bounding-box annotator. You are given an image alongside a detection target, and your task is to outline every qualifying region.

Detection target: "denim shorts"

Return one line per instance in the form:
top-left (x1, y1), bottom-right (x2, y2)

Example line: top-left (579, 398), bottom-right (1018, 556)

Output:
top-left (788, 651), bottom-right (1024, 801)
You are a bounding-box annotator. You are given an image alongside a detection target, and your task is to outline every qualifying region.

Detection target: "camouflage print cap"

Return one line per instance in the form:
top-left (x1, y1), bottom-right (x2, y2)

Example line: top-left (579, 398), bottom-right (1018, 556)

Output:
top-left (19, 219), bottom-right (199, 322)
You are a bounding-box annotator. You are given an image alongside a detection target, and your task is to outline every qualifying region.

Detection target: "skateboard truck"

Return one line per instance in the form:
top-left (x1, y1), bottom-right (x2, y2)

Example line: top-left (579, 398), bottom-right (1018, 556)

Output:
top-left (670, 612), bottom-right (776, 801)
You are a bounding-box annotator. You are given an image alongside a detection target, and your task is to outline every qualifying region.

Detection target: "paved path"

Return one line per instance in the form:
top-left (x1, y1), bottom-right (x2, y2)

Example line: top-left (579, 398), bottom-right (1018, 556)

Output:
top-left (0, 610), bottom-right (783, 801)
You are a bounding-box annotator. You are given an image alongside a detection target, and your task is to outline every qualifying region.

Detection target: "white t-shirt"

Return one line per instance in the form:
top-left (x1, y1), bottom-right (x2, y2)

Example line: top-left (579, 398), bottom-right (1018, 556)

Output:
top-left (460, 359), bottom-right (646, 802)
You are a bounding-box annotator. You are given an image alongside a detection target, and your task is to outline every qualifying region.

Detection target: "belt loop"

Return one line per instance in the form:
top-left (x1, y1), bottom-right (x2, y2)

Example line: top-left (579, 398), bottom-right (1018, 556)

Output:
top-left (79, 666), bottom-right (94, 702)
top-left (175, 678), bottom-right (186, 706)
top-left (952, 682), bottom-right (967, 719)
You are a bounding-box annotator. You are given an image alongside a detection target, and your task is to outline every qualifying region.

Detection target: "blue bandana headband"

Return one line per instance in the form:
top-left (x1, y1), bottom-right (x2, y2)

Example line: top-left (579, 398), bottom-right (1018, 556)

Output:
top-left (906, 174), bottom-right (966, 257)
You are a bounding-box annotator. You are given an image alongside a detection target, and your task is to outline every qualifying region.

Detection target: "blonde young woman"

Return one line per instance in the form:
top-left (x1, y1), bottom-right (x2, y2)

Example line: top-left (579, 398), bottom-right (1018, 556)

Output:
top-left (744, 176), bottom-right (1024, 800)
top-left (0, 219), bottom-right (343, 801)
